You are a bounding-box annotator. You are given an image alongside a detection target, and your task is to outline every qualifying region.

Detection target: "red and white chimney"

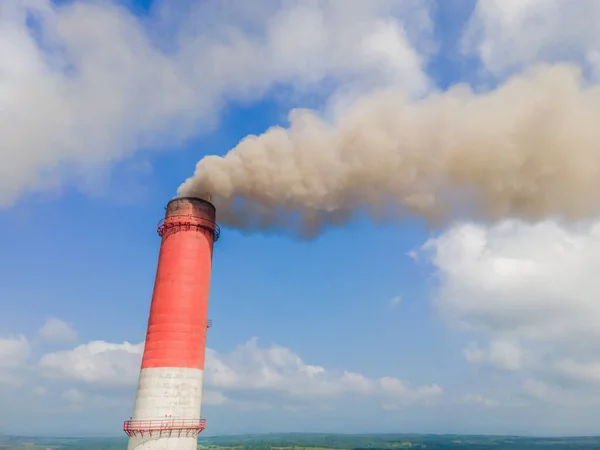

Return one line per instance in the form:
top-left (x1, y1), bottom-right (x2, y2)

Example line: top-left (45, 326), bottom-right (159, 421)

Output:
top-left (124, 197), bottom-right (219, 450)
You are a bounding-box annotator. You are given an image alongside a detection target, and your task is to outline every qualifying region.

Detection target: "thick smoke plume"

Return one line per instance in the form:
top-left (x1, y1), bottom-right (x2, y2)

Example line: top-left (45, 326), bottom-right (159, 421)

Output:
top-left (178, 64), bottom-right (600, 236)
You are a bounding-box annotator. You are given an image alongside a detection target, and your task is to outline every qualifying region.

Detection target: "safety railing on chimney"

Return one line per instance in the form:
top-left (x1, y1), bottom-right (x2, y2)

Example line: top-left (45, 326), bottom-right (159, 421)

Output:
top-left (123, 418), bottom-right (207, 438)
top-left (157, 216), bottom-right (220, 241)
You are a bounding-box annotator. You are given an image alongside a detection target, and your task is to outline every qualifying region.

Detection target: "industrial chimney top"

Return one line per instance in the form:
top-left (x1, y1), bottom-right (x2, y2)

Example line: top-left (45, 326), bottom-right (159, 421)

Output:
top-left (166, 196), bottom-right (215, 214)
top-left (159, 196), bottom-right (220, 241)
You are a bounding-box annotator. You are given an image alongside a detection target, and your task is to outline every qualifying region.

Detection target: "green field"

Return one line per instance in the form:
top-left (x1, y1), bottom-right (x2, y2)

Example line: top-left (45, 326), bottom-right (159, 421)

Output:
top-left (3, 433), bottom-right (600, 449)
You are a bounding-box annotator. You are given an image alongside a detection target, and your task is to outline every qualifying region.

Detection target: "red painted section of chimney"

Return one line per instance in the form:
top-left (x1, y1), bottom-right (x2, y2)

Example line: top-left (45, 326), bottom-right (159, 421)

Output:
top-left (140, 197), bottom-right (219, 370)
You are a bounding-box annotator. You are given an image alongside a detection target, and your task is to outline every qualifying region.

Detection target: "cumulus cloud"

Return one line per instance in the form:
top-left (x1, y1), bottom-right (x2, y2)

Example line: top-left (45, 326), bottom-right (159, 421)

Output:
top-left (0, 335), bottom-right (31, 386)
top-left (0, 335), bottom-right (29, 368)
top-left (0, 0), bottom-right (432, 206)
top-left (37, 336), bottom-right (441, 409)
top-left (463, 340), bottom-right (523, 372)
top-left (37, 317), bottom-right (77, 343)
top-left (39, 340), bottom-right (143, 386)
top-left (205, 337), bottom-right (442, 405)
top-left (421, 219), bottom-right (600, 404)
top-left (423, 220), bottom-right (600, 341)
top-left (0, 328), bottom-right (446, 432)
top-left (463, 0), bottom-right (600, 76)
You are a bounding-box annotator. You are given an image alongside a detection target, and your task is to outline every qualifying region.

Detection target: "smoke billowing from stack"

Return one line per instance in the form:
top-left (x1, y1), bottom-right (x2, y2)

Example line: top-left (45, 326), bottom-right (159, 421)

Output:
top-left (178, 64), bottom-right (600, 236)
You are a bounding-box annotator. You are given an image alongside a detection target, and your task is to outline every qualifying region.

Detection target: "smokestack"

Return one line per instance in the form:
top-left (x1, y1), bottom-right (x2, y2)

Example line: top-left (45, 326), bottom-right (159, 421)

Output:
top-left (124, 196), bottom-right (220, 450)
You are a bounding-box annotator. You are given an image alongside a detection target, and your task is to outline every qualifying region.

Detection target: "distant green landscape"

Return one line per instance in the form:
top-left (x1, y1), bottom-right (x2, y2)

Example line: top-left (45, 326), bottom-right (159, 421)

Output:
top-left (3, 433), bottom-right (600, 449)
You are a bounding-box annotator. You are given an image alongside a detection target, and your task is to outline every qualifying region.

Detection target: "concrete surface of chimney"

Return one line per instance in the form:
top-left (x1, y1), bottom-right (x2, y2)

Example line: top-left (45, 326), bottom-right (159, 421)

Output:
top-left (124, 197), bottom-right (219, 450)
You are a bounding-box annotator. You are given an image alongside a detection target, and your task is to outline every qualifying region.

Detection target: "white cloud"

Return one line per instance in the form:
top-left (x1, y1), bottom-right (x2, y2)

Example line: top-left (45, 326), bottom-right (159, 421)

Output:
top-left (0, 335), bottom-right (30, 386)
top-left (0, 335), bottom-right (29, 368)
top-left (463, 340), bottom-right (523, 371)
top-left (35, 336), bottom-right (441, 409)
top-left (422, 220), bottom-right (600, 341)
top-left (463, 0), bottom-right (600, 76)
top-left (37, 317), bottom-right (77, 343)
top-left (39, 340), bottom-right (143, 386)
top-left (204, 337), bottom-right (442, 405)
top-left (0, 0), bottom-right (433, 206)
top-left (421, 219), bottom-right (600, 404)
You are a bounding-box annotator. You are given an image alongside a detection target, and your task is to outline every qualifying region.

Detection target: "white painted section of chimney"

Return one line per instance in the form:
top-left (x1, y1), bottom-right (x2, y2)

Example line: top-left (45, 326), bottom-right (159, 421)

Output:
top-left (127, 367), bottom-right (205, 450)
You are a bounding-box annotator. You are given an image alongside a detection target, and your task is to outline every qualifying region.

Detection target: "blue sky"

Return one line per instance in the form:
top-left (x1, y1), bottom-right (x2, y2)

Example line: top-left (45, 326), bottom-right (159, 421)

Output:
top-left (4, 0), bottom-right (600, 438)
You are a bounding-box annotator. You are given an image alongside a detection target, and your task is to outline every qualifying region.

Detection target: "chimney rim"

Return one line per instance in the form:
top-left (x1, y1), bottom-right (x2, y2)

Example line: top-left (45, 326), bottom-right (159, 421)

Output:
top-left (167, 196), bottom-right (216, 210)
